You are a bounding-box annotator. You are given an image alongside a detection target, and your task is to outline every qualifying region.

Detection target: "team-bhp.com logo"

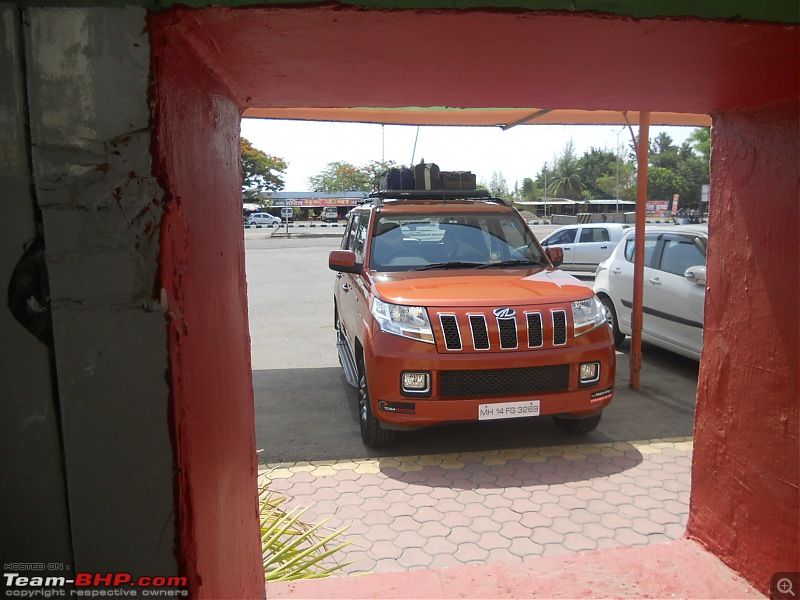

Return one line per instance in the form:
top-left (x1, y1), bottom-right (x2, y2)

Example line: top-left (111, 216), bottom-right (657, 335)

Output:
top-left (4, 571), bottom-right (188, 597)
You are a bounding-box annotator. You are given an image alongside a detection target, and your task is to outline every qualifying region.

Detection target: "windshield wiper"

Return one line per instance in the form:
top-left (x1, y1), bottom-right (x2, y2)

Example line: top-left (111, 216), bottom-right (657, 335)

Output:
top-left (414, 261), bottom-right (482, 271)
top-left (475, 260), bottom-right (546, 269)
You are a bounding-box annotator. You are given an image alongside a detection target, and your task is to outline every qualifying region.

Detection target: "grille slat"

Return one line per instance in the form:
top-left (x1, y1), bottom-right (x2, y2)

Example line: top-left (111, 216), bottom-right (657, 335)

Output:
top-left (497, 317), bottom-right (518, 349)
top-left (440, 314), bottom-right (462, 350)
top-left (469, 315), bottom-right (490, 350)
top-left (553, 310), bottom-right (567, 346)
top-left (527, 312), bottom-right (543, 348)
top-left (440, 364), bottom-right (570, 398)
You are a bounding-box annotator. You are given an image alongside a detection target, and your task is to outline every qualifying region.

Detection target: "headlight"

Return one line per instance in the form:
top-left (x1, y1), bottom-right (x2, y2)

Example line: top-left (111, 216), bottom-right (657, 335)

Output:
top-left (371, 298), bottom-right (434, 344)
top-left (572, 296), bottom-right (606, 337)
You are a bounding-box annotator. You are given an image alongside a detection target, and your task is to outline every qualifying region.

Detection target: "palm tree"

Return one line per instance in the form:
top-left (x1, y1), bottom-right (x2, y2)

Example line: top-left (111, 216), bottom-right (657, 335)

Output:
top-left (548, 140), bottom-right (586, 199)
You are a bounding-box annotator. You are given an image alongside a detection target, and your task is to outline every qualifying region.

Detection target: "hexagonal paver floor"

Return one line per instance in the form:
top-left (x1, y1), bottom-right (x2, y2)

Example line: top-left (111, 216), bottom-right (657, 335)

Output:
top-left (259, 437), bottom-right (692, 575)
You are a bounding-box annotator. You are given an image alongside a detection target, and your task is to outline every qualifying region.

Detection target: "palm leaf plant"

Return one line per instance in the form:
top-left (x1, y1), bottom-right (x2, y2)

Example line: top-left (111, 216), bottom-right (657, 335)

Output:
top-left (259, 487), bottom-right (356, 582)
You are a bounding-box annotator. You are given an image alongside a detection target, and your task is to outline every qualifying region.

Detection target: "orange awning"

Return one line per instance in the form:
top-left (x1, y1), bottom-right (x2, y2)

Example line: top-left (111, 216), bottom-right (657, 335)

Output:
top-left (243, 107), bottom-right (711, 128)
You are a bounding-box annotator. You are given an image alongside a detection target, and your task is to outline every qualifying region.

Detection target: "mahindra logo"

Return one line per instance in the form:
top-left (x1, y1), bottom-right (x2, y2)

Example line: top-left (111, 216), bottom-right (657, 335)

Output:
top-left (493, 307), bottom-right (516, 319)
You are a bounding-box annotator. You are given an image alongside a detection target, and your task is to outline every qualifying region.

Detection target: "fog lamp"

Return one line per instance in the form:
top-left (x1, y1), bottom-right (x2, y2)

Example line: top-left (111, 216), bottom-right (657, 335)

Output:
top-left (579, 362), bottom-right (600, 384)
top-left (401, 372), bottom-right (430, 394)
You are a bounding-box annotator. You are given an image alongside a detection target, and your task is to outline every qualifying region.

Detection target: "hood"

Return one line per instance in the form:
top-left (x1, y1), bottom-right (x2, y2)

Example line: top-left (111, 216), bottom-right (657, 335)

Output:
top-left (371, 268), bottom-right (592, 307)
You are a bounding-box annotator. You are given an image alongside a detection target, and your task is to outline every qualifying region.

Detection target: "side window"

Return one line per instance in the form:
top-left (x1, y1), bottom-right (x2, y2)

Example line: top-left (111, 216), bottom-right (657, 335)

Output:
top-left (353, 212), bottom-right (369, 262)
top-left (547, 229), bottom-right (577, 245)
top-left (580, 227), bottom-right (611, 243)
top-left (624, 235), bottom-right (658, 267)
top-left (658, 237), bottom-right (706, 276)
top-left (341, 213), bottom-right (357, 250)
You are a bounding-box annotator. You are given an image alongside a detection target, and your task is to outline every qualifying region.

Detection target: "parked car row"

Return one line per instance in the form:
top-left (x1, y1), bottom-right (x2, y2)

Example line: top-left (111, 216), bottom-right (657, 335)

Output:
top-left (540, 221), bottom-right (708, 359)
top-left (245, 207), bottom-right (295, 226)
top-left (540, 224), bottom-right (631, 272)
top-left (245, 206), bottom-right (345, 225)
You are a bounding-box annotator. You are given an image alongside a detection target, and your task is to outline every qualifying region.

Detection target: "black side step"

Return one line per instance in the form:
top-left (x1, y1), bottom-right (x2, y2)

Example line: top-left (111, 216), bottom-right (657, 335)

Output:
top-left (336, 332), bottom-right (359, 388)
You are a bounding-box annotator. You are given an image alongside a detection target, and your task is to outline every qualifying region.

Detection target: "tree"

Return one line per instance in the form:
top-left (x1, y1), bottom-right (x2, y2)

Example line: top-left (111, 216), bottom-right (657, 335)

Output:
top-left (688, 127), bottom-right (711, 165)
top-left (548, 140), bottom-right (586, 199)
top-left (576, 148), bottom-right (618, 198)
top-left (641, 129), bottom-right (709, 206)
top-left (647, 166), bottom-right (685, 201)
top-left (596, 161), bottom-right (636, 200)
top-left (488, 171), bottom-right (510, 198)
top-left (308, 160), bottom-right (401, 192)
top-left (241, 138), bottom-right (287, 193)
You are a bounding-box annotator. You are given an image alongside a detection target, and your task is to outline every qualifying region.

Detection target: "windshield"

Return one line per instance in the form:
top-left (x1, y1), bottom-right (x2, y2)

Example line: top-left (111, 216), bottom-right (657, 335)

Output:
top-left (369, 211), bottom-right (547, 272)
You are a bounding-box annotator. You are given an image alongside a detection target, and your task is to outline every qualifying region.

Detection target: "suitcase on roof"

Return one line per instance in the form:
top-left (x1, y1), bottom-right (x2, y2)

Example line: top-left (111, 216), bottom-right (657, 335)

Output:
top-left (440, 171), bottom-right (477, 190)
top-left (414, 163), bottom-right (442, 190)
top-left (380, 168), bottom-right (415, 190)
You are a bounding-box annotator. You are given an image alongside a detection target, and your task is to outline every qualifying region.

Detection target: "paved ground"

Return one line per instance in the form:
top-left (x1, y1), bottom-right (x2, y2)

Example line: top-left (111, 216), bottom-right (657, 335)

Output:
top-left (259, 437), bottom-right (692, 577)
top-left (268, 539), bottom-right (763, 599)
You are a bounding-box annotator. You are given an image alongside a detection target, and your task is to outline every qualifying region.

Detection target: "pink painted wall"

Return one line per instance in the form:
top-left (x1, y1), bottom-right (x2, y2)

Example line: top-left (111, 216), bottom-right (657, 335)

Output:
top-left (151, 23), bottom-right (265, 599)
top-left (687, 101), bottom-right (800, 590)
top-left (148, 6), bottom-right (798, 596)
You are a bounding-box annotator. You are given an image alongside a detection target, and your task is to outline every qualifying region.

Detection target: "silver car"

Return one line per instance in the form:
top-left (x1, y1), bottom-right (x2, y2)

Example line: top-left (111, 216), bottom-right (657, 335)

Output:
top-left (593, 224), bottom-right (707, 360)
top-left (246, 212), bottom-right (281, 227)
top-left (540, 223), bottom-right (630, 271)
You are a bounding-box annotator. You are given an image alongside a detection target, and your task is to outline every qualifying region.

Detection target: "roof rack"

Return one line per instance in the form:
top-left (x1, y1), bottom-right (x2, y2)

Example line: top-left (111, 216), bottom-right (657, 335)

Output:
top-left (367, 189), bottom-right (511, 207)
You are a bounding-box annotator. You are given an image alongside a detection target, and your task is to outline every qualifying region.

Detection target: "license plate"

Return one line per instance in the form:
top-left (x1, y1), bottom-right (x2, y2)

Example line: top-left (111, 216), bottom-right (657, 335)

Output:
top-left (478, 400), bottom-right (540, 421)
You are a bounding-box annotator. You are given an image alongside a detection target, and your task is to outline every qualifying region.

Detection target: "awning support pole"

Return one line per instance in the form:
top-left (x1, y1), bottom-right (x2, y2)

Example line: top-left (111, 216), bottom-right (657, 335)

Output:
top-left (630, 112), bottom-right (650, 390)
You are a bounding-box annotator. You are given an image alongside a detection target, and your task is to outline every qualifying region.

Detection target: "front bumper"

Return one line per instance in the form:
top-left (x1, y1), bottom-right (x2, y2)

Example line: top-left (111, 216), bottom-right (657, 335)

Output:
top-left (363, 325), bottom-right (616, 429)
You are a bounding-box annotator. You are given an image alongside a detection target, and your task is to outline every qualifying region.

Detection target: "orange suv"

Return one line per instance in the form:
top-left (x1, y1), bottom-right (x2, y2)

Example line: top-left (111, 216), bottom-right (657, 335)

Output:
top-left (329, 190), bottom-right (615, 447)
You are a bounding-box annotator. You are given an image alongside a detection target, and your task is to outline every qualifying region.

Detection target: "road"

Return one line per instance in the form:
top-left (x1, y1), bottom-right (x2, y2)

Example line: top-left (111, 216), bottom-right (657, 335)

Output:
top-left (246, 232), bottom-right (699, 465)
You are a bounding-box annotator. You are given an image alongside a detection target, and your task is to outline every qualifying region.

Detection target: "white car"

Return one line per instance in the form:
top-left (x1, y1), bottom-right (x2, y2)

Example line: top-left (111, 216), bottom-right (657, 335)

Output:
top-left (247, 212), bottom-right (281, 227)
top-left (593, 224), bottom-right (708, 360)
top-left (540, 223), bottom-right (630, 271)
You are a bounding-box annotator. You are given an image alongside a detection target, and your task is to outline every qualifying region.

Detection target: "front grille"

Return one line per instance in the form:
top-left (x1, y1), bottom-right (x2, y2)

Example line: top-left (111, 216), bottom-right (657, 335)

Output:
top-left (440, 364), bottom-right (570, 398)
top-left (435, 305), bottom-right (572, 352)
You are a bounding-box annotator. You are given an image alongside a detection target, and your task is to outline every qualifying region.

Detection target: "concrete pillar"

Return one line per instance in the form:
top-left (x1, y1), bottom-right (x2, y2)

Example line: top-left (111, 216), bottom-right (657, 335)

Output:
top-left (152, 13), bottom-right (264, 596)
top-left (688, 100), bottom-right (800, 589)
top-left (0, 4), bottom-right (73, 568)
top-left (20, 6), bottom-right (178, 579)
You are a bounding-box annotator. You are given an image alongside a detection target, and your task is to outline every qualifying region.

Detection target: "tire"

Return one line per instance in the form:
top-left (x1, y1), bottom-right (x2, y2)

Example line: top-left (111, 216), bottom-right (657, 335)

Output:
top-left (600, 296), bottom-right (626, 347)
top-left (553, 412), bottom-right (602, 434)
top-left (357, 364), bottom-right (396, 448)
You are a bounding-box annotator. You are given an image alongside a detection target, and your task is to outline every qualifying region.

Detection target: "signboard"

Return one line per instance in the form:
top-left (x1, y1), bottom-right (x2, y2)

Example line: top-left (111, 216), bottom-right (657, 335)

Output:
top-left (672, 194), bottom-right (680, 215)
top-left (701, 184), bottom-right (710, 203)
top-left (272, 197), bottom-right (359, 207)
top-left (646, 200), bottom-right (669, 216)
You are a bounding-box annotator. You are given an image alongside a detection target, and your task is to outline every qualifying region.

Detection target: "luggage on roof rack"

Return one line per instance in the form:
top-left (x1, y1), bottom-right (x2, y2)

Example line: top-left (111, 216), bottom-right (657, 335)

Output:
top-left (379, 167), bottom-right (414, 191)
top-left (441, 170), bottom-right (477, 190)
top-left (367, 189), bottom-right (512, 207)
top-left (369, 189), bottom-right (491, 200)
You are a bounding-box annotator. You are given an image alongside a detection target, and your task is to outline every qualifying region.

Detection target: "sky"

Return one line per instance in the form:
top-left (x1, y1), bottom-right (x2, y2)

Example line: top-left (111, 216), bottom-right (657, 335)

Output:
top-left (240, 118), bottom-right (697, 193)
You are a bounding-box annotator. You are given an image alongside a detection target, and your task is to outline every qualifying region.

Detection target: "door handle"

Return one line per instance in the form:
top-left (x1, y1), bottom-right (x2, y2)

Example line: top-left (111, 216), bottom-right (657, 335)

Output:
top-left (611, 267), bottom-right (622, 274)
top-left (649, 277), bottom-right (662, 285)
top-left (600, 245), bottom-right (608, 249)
top-left (563, 247), bottom-right (571, 251)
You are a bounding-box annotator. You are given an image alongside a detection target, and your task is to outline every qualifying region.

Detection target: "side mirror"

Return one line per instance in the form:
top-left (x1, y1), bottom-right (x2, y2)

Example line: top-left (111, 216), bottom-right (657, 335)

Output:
top-left (684, 265), bottom-right (707, 285)
top-left (546, 247), bottom-right (564, 267)
top-left (329, 250), bottom-right (360, 274)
